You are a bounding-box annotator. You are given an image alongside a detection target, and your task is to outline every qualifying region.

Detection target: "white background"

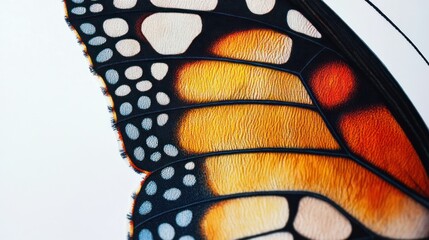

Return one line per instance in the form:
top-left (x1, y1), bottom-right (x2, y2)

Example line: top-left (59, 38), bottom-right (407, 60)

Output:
top-left (0, 1), bottom-right (427, 239)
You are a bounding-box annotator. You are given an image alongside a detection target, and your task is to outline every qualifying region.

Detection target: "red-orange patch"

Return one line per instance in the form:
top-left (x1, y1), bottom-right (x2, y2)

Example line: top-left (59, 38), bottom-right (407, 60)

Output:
top-left (310, 61), bottom-right (356, 108)
top-left (339, 106), bottom-right (429, 196)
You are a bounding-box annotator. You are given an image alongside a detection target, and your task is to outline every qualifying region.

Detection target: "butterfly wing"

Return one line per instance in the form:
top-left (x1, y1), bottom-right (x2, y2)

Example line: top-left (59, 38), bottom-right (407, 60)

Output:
top-left (64, 0), bottom-right (429, 239)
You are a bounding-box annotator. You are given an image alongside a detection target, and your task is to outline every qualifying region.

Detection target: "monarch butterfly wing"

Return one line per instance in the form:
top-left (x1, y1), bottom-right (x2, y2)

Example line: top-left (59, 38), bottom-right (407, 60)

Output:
top-left (64, 0), bottom-right (429, 239)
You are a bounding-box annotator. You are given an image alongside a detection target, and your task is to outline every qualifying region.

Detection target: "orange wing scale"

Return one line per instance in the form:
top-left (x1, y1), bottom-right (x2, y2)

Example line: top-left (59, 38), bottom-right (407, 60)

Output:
top-left (64, 1), bottom-right (429, 238)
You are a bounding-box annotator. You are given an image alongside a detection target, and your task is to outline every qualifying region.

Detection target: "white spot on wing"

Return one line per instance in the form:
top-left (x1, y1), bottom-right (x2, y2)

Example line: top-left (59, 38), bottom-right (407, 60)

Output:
top-left (136, 81), bottom-right (153, 92)
top-left (103, 18), bottom-right (129, 38)
top-left (245, 0), bottom-right (276, 15)
top-left (96, 48), bottom-right (113, 63)
top-left (287, 10), bottom-right (322, 38)
top-left (80, 23), bottom-right (96, 35)
top-left (158, 223), bottom-right (175, 240)
top-left (157, 114), bottom-right (169, 126)
top-left (90, 4), bottom-right (103, 13)
top-left (156, 92), bottom-right (170, 105)
top-left (145, 181), bottom-right (157, 195)
top-left (150, 0), bottom-right (218, 11)
top-left (139, 229), bottom-right (153, 240)
top-left (105, 69), bottom-right (119, 84)
top-left (125, 124), bottom-right (139, 140)
top-left (179, 236), bottom-right (195, 240)
top-left (161, 167), bottom-right (175, 180)
top-left (163, 188), bottom-right (181, 201)
top-left (89, 36), bottom-right (106, 46)
top-left (164, 144), bottom-right (178, 157)
top-left (151, 63), bottom-right (169, 80)
top-left (119, 102), bottom-right (133, 116)
top-left (113, 0), bottom-right (137, 9)
top-left (137, 96), bottom-right (151, 109)
top-left (115, 85), bottom-right (131, 97)
top-left (141, 118), bottom-right (153, 130)
top-left (183, 174), bottom-right (196, 186)
top-left (150, 152), bottom-right (161, 162)
top-left (185, 162), bottom-right (195, 170)
top-left (146, 135), bottom-right (158, 148)
top-left (125, 66), bottom-right (143, 80)
top-left (294, 197), bottom-right (352, 239)
top-left (134, 147), bottom-right (145, 161)
top-left (71, 7), bottom-right (86, 15)
top-left (116, 39), bottom-right (141, 57)
top-left (176, 210), bottom-right (193, 227)
top-left (141, 13), bottom-right (202, 55)
top-left (139, 201), bottom-right (152, 215)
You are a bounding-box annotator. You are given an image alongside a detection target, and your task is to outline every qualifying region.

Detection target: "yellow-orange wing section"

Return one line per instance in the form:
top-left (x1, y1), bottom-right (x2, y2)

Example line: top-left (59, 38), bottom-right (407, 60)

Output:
top-left (64, 0), bottom-right (429, 239)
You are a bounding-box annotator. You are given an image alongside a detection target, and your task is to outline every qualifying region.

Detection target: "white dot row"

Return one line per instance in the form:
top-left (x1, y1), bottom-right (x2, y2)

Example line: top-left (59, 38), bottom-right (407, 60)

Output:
top-left (140, 172), bottom-right (196, 205)
top-left (94, 41), bottom-right (140, 62)
top-left (139, 210), bottom-right (194, 240)
top-left (140, 167), bottom-right (196, 207)
top-left (137, 165), bottom-right (198, 240)
top-left (139, 188), bottom-right (183, 215)
top-left (70, 0), bottom-right (137, 16)
top-left (135, 148), bottom-right (171, 162)
top-left (78, 20), bottom-right (143, 61)
top-left (125, 116), bottom-right (172, 135)
top-left (105, 62), bottom-right (168, 87)
top-left (118, 92), bottom-right (170, 116)
top-left (139, 220), bottom-right (194, 240)
top-left (133, 144), bottom-right (179, 163)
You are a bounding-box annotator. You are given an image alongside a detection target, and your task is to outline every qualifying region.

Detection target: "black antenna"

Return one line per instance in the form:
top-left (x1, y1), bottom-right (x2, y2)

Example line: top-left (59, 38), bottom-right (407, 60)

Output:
top-left (364, 0), bottom-right (429, 66)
